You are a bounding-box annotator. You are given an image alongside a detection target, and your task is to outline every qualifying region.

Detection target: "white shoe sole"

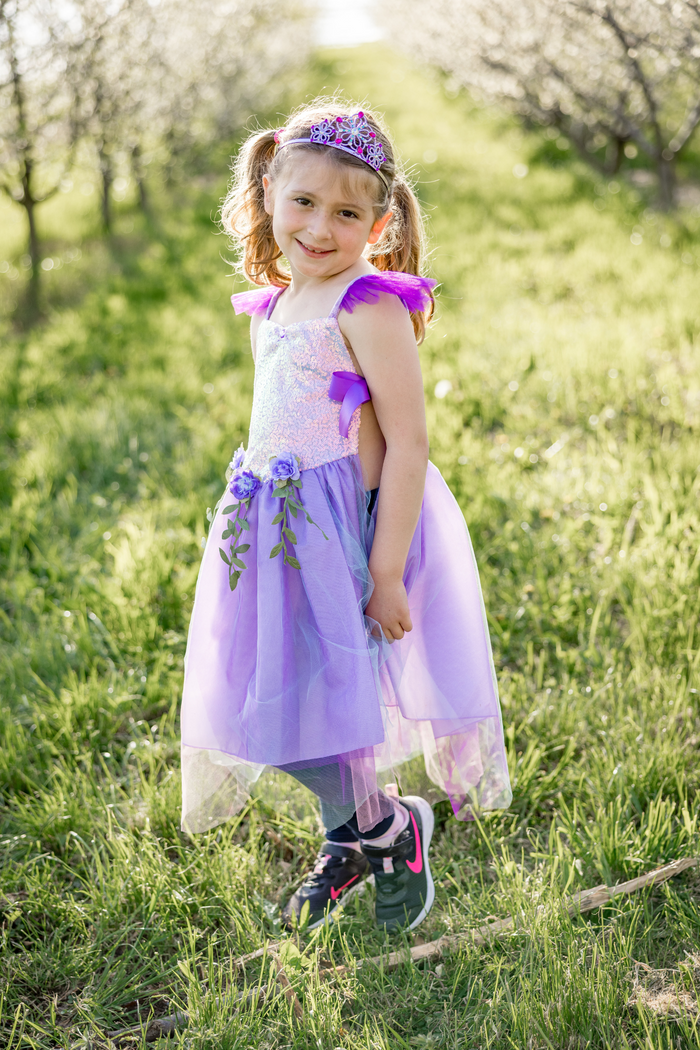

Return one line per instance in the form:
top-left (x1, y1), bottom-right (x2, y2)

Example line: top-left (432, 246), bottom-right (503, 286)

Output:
top-left (400, 795), bottom-right (435, 931)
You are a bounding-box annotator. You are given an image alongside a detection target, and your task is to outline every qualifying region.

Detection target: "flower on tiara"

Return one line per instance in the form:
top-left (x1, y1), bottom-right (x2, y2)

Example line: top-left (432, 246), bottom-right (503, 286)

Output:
top-left (309, 112), bottom-right (387, 172)
top-left (310, 120), bottom-right (336, 146)
top-left (365, 141), bottom-right (386, 170)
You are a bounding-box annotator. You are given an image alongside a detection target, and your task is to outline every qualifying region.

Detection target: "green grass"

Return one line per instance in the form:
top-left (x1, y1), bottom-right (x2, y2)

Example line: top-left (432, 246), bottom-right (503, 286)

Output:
top-left (2, 45), bottom-right (700, 1049)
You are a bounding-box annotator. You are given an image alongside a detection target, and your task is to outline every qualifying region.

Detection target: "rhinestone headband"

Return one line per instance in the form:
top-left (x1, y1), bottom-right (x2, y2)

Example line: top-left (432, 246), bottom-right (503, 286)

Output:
top-left (275, 112), bottom-right (390, 189)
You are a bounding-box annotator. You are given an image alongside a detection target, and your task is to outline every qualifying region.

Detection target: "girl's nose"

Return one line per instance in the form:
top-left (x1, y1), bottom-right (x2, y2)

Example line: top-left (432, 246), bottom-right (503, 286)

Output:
top-left (306, 212), bottom-right (333, 242)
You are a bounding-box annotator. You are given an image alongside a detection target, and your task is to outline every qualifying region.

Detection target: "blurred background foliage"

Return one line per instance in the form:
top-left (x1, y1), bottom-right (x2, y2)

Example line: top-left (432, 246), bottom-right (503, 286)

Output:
top-left (1, 3), bottom-right (700, 1047)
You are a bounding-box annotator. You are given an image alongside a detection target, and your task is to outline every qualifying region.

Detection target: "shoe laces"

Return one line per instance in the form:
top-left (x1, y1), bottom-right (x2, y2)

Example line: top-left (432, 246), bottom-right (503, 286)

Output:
top-left (305, 851), bottom-right (342, 888)
top-left (313, 853), bottom-right (332, 875)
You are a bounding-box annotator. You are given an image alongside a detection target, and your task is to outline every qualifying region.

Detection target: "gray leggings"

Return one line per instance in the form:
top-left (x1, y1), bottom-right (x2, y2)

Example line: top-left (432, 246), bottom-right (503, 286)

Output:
top-left (279, 761), bottom-right (393, 842)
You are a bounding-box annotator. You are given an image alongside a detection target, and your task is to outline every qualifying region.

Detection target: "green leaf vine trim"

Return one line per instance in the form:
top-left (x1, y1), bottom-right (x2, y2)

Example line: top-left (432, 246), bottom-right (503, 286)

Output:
top-left (270, 475), bottom-right (328, 569)
top-left (218, 500), bottom-right (253, 592)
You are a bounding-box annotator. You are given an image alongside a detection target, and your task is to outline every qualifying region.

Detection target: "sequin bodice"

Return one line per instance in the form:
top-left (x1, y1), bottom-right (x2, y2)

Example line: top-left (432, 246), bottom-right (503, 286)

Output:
top-left (232, 272), bottom-right (437, 480)
top-left (244, 317), bottom-right (360, 479)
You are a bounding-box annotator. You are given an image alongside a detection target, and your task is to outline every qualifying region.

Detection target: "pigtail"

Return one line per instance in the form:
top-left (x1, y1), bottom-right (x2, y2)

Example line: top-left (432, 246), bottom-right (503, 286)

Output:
top-left (221, 128), bottom-right (290, 288)
top-left (366, 176), bottom-right (434, 343)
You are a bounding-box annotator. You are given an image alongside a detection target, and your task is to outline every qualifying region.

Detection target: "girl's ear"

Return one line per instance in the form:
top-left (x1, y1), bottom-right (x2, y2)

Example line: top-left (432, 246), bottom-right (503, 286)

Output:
top-left (367, 210), bottom-right (393, 245)
top-left (262, 174), bottom-right (274, 216)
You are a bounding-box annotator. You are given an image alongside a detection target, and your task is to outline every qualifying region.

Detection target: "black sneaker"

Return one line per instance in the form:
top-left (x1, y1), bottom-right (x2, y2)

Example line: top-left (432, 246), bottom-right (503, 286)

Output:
top-left (281, 842), bottom-right (368, 930)
top-left (360, 796), bottom-right (435, 932)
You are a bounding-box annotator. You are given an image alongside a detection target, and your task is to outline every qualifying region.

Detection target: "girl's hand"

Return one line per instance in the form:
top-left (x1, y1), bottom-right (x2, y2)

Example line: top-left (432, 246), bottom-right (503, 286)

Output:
top-left (365, 576), bottom-right (413, 643)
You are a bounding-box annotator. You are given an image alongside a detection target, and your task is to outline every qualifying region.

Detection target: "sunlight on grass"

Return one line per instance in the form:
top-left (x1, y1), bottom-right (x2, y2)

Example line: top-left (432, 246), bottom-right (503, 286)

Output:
top-left (1, 44), bottom-right (700, 1049)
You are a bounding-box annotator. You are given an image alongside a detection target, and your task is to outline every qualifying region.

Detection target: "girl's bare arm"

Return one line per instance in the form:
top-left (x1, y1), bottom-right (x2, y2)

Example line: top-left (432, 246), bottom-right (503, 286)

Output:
top-left (342, 294), bottom-right (429, 641)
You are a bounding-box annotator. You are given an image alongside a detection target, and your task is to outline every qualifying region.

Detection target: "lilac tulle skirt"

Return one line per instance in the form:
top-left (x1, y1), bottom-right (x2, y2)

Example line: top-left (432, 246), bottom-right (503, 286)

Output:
top-left (180, 455), bottom-right (511, 833)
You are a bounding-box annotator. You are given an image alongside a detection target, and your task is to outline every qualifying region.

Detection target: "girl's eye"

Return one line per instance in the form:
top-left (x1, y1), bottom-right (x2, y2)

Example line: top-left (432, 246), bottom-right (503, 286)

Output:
top-left (294, 197), bottom-right (312, 207)
top-left (340, 210), bottom-right (359, 219)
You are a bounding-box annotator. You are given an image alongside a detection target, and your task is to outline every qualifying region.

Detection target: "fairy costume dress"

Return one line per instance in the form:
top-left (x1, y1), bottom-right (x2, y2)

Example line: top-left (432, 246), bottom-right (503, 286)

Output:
top-left (180, 271), bottom-right (511, 834)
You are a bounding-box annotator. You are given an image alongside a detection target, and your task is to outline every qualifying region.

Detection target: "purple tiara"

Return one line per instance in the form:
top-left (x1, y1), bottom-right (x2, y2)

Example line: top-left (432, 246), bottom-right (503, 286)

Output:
top-left (276, 111), bottom-right (389, 187)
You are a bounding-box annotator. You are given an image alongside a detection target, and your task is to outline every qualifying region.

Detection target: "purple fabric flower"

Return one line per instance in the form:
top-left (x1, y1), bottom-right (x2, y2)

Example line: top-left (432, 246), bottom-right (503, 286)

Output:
top-left (229, 445), bottom-right (245, 472)
top-left (229, 469), bottom-right (262, 501)
top-left (269, 453), bottom-right (301, 484)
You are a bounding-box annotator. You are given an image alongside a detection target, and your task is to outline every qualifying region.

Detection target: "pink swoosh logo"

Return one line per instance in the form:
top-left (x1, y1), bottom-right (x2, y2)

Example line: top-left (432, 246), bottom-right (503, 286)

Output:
top-left (406, 811), bottom-right (423, 873)
top-left (330, 874), bottom-right (360, 900)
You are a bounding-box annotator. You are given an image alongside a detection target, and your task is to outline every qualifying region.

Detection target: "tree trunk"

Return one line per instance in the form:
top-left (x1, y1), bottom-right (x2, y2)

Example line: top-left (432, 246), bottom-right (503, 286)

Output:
top-left (656, 156), bottom-right (677, 211)
top-left (23, 192), bottom-right (41, 323)
top-left (605, 137), bottom-right (624, 174)
top-left (137, 176), bottom-right (148, 213)
top-left (131, 144), bottom-right (149, 213)
top-left (100, 154), bottom-right (112, 233)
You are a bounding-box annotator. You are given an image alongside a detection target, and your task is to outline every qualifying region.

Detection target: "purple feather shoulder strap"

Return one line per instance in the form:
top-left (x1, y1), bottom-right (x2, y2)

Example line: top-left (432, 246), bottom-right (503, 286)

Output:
top-left (230, 286), bottom-right (283, 317)
top-left (331, 271), bottom-right (437, 318)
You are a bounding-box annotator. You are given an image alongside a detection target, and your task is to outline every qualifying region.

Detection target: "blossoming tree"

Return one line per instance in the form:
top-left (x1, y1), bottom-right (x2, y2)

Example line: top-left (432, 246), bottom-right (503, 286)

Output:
top-left (70, 0), bottom-right (159, 231)
top-left (0, 0), bottom-right (83, 317)
top-left (384, 0), bottom-right (700, 209)
top-left (0, 0), bottom-right (311, 317)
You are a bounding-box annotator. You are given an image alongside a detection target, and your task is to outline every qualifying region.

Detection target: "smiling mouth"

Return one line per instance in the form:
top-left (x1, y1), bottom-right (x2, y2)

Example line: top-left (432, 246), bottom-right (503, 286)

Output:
top-left (296, 239), bottom-right (334, 257)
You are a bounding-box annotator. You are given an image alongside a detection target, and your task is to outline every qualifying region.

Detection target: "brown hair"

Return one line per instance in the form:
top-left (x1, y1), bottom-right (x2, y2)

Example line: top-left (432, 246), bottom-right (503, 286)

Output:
top-left (221, 97), bottom-right (433, 342)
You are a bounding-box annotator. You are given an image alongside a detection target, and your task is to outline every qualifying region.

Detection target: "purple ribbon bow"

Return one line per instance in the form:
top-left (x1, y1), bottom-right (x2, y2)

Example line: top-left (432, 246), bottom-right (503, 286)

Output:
top-left (328, 370), bottom-right (371, 438)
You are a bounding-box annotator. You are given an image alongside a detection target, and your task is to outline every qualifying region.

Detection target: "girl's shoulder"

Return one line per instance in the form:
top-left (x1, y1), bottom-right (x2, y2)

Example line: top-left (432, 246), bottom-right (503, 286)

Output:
top-left (230, 285), bottom-right (284, 317)
top-left (336, 271), bottom-right (436, 317)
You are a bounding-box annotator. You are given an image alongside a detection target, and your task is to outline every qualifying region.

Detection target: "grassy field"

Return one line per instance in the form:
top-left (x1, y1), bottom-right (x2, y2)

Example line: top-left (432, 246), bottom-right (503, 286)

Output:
top-left (2, 44), bottom-right (700, 1049)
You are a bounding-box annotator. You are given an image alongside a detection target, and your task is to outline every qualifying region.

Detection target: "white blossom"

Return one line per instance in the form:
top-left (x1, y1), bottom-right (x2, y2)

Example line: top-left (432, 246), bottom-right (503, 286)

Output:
top-left (384, 0), bottom-right (700, 208)
top-left (0, 0), bottom-right (312, 314)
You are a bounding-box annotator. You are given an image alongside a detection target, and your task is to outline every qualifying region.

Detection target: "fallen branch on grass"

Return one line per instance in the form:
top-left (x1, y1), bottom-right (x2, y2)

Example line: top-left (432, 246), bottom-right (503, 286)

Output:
top-left (333, 855), bottom-right (699, 976)
top-left (104, 856), bottom-right (697, 1044)
top-left (271, 951), bottom-right (304, 1019)
top-left (104, 986), bottom-right (268, 1043)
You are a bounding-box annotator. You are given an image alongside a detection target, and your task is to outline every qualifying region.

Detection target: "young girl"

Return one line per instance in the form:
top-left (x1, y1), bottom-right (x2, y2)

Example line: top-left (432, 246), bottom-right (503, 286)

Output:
top-left (180, 100), bottom-right (511, 932)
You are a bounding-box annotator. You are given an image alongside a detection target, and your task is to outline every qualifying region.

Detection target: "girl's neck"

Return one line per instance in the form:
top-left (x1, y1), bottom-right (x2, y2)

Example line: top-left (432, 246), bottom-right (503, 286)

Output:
top-left (287, 257), bottom-right (375, 294)
top-left (273, 261), bottom-right (377, 327)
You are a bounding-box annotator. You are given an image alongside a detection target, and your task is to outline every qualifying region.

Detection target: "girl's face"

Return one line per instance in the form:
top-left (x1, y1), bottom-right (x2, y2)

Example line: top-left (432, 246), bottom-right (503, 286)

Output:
top-left (263, 152), bottom-right (391, 279)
